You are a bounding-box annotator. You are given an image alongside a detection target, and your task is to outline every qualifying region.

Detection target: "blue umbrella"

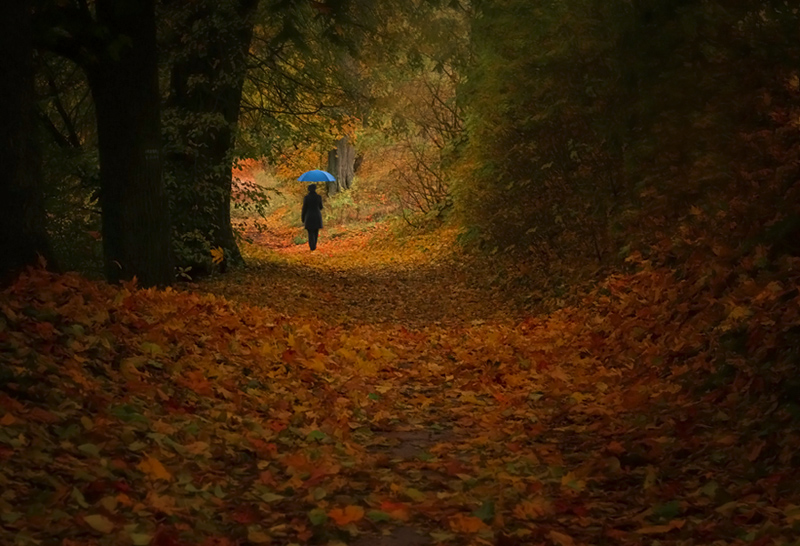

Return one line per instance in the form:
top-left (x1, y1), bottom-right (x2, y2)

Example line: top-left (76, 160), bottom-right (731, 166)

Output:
top-left (298, 169), bottom-right (336, 182)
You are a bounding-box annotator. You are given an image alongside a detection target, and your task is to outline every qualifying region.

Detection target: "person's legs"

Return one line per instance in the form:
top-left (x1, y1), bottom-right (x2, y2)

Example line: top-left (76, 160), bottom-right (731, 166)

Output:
top-left (307, 229), bottom-right (318, 250)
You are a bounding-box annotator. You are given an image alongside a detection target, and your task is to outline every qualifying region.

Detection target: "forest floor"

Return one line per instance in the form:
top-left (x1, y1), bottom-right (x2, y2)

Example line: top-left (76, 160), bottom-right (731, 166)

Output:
top-left (2, 219), bottom-right (799, 546)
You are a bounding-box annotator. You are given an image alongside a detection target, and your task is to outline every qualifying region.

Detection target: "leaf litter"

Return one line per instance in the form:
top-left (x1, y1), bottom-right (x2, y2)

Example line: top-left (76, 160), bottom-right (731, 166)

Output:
top-left (1, 227), bottom-right (800, 545)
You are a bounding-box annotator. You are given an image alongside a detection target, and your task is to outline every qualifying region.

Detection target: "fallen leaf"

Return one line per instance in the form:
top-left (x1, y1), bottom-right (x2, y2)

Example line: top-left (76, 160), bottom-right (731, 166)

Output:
top-left (329, 505), bottom-right (365, 526)
top-left (548, 530), bottom-right (575, 546)
top-left (84, 514), bottom-right (115, 534)
top-left (138, 455), bottom-right (173, 482)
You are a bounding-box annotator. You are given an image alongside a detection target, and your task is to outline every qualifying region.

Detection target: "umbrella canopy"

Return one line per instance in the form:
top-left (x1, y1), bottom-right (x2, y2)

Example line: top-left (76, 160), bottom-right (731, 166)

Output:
top-left (298, 169), bottom-right (336, 182)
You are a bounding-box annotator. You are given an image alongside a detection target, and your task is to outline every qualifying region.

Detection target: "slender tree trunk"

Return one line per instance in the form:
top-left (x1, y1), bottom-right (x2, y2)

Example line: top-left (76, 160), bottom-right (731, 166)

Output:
top-left (0, 0), bottom-right (53, 285)
top-left (85, 0), bottom-right (172, 287)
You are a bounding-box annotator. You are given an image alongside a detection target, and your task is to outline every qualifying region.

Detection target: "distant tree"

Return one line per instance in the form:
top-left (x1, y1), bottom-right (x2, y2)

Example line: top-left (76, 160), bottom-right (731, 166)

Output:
top-left (326, 136), bottom-right (357, 195)
top-left (0, 0), bottom-right (53, 285)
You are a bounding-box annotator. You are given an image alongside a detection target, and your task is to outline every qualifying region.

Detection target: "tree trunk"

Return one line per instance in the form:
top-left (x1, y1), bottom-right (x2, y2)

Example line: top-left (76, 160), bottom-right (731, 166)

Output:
top-left (165, 0), bottom-right (259, 276)
top-left (0, 0), bottom-right (53, 285)
top-left (85, 0), bottom-right (172, 287)
top-left (326, 135), bottom-right (356, 195)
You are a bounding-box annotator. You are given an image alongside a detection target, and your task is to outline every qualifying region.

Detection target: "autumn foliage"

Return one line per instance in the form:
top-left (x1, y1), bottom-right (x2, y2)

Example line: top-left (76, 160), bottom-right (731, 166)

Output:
top-left (2, 214), bottom-right (800, 544)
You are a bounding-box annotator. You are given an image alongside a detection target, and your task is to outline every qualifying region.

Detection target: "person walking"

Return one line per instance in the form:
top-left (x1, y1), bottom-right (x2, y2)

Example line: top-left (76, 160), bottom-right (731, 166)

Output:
top-left (301, 184), bottom-right (323, 251)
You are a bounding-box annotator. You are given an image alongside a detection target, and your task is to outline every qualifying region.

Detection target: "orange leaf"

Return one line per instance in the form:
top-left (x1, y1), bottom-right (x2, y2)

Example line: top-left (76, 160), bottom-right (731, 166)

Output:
top-left (329, 505), bottom-right (365, 526)
top-left (137, 455), bottom-right (173, 482)
top-left (379, 500), bottom-right (410, 521)
top-left (448, 514), bottom-right (486, 533)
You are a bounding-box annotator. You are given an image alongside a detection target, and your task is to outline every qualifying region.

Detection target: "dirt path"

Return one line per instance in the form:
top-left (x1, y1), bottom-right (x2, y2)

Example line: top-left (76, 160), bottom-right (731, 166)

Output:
top-left (201, 241), bottom-right (520, 328)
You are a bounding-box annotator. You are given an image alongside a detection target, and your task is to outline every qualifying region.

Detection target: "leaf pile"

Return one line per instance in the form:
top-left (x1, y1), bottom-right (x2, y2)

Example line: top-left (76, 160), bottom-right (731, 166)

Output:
top-left (2, 232), bottom-right (800, 545)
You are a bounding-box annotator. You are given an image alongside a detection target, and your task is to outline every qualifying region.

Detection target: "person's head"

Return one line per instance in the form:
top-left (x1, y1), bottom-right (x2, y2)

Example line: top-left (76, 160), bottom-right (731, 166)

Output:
top-left (308, 184), bottom-right (317, 193)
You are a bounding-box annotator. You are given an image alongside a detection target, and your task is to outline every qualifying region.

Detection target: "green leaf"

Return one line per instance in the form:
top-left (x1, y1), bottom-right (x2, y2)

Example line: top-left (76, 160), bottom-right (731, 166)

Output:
top-left (139, 342), bottom-right (162, 355)
top-left (71, 487), bottom-right (89, 508)
top-left (1, 512), bottom-right (22, 524)
top-left (652, 500), bottom-right (682, 520)
top-left (699, 481), bottom-right (718, 498)
top-left (368, 392), bottom-right (380, 400)
top-left (430, 530), bottom-right (457, 542)
top-left (307, 430), bottom-right (327, 442)
top-left (312, 487), bottom-right (327, 500)
top-left (78, 443), bottom-right (101, 457)
top-left (367, 510), bottom-right (392, 522)
top-left (405, 488), bottom-right (426, 502)
top-left (473, 499), bottom-right (495, 521)
top-left (260, 492), bottom-right (284, 503)
top-left (308, 508), bottom-right (328, 526)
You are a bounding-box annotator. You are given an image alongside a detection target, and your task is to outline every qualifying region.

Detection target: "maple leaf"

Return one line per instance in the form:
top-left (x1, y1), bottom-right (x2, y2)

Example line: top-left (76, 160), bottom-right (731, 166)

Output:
top-left (211, 247), bottom-right (225, 265)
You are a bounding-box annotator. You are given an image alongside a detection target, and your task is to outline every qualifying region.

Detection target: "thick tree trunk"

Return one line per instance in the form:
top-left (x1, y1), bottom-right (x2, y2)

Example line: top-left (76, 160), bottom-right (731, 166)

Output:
top-left (326, 135), bottom-right (356, 196)
top-left (0, 0), bottom-right (53, 285)
top-left (85, 0), bottom-right (172, 287)
top-left (165, 0), bottom-right (259, 276)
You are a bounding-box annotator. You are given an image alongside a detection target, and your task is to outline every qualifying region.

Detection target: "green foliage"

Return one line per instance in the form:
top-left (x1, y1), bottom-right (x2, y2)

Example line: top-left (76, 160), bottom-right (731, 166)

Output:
top-left (324, 190), bottom-right (360, 226)
top-left (36, 54), bottom-right (104, 276)
top-left (456, 0), bottom-right (629, 267)
top-left (456, 0), bottom-right (800, 277)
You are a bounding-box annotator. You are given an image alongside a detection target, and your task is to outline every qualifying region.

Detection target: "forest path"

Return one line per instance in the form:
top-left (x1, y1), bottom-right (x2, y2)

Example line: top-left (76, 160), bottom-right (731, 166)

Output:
top-left (3, 227), bottom-right (795, 546)
top-left (202, 221), bottom-right (521, 328)
top-left (192, 229), bottom-right (786, 546)
top-left (197, 236), bottom-right (640, 546)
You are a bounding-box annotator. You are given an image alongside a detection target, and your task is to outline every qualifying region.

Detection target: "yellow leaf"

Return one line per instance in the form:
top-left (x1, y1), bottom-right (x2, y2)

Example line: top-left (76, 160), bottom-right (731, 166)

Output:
top-left (302, 354), bottom-right (327, 372)
top-left (84, 514), bottom-right (115, 534)
top-left (785, 504), bottom-right (800, 524)
top-left (560, 471), bottom-right (585, 492)
top-left (643, 465), bottom-right (658, 490)
top-left (548, 530), bottom-right (575, 546)
top-left (211, 247), bottom-right (225, 265)
top-left (137, 455), bottom-right (173, 482)
top-left (728, 306), bottom-right (751, 321)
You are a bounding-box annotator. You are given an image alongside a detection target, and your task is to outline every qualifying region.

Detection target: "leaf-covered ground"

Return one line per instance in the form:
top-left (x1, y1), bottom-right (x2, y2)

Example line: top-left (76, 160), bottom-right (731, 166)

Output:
top-left (2, 224), bottom-right (800, 546)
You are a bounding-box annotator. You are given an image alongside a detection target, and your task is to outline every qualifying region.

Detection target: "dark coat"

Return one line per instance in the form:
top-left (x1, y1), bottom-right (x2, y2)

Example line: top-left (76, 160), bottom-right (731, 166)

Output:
top-left (301, 190), bottom-right (323, 230)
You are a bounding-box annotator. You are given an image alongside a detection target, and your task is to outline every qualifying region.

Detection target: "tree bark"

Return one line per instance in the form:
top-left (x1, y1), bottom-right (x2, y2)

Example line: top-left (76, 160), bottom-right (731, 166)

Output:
top-left (0, 0), bottom-right (53, 285)
top-left (84, 0), bottom-right (172, 287)
top-left (165, 0), bottom-right (259, 276)
top-left (326, 135), bottom-right (356, 195)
